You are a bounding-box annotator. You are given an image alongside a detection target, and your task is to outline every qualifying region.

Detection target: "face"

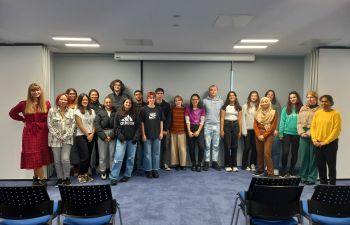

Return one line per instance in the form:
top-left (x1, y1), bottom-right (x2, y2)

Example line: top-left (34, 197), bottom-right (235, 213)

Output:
top-left (123, 99), bottom-right (132, 110)
top-left (30, 88), bottom-right (41, 99)
top-left (175, 98), bottom-right (183, 107)
top-left (134, 92), bottom-right (143, 102)
top-left (266, 91), bottom-right (274, 101)
top-left (320, 97), bottom-right (331, 110)
top-left (58, 95), bottom-right (68, 108)
top-left (260, 99), bottom-right (270, 110)
top-left (228, 93), bottom-right (236, 103)
top-left (191, 96), bottom-right (199, 107)
top-left (81, 96), bottom-right (89, 107)
top-left (148, 95), bottom-right (156, 105)
top-left (289, 94), bottom-right (298, 104)
top-left (156, 91), bottom-right (164, 101)
top-left (89, 91), bottom-right (99, 103)
top-left (104, 98), bottom-right (112, 110)
top-left (113, 82), bottom-right (121, 92)
top-left (209, 86), bottom-right (218, 98)
top-left (250, 93), bottom-right (258, 102)
top-left (68, 91), bottom-right (77, 101)
top-left (307, 94), bottom-right (317, 106)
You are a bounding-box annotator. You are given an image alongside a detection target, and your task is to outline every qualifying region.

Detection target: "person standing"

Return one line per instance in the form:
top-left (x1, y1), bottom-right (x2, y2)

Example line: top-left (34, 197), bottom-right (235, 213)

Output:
top-left (185, 94), bottom-right (206, 172)
top-left (279, 91), bottom-right (303, 177)
top-left (155, 88), bottom-right (171, 170)
top-left (89, 89), bottom-right (103, 113)
top-left (254, 97), bottom-right (277, 176)
top-left (48, 93), bottom-right (75, 186)
top-left (94, 96), bottom-right (116, 180)
top-left (75, 93), bottom-right (96, 183)
top-left (65, 88), bottom-right (78, 110)
top-left (140, 92), bottom-right (164, 178)
top-left (311, 95), bottom-right (341, 185)
top-left (241, 91), bottom-right (259, 171)
top-left (9, 83), bottom-right (53, 185)
top-left (203, 85), bottom-right (224, 171)
top-left (108, 79), bottom-right (128, 110)
top-left (298, 91), bottom-right (320, 185)
top-left (220, 91), bottom-right (242, 172)
top-left (110, 97), bottom-right (140, 185)
top-left (170, 95), bottom-right (187, 170)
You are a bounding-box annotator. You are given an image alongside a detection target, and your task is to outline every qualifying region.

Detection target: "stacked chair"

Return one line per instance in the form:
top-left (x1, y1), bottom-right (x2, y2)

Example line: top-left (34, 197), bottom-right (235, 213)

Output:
top-left (302, 185), bottom-right (350, 225)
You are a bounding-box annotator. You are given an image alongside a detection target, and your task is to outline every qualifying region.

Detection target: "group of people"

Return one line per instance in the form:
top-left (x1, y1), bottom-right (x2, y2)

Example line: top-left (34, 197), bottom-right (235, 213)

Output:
top-left (9, 81), bottom-right (341, 186)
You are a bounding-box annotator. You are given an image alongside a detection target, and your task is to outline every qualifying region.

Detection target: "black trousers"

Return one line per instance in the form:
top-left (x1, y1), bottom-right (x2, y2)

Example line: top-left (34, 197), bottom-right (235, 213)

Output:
top-left (188, 124), bottom-right (205, 165)
top-left (76, 135), bottom-right (94, 174)
top-left (223, 120), bottom-right (239, 167)
top-left (241, 129), bottom-right (257, 169)
top-left (159, 131), bottom-right (168, 167)
top-left (316, 139), bottom-right (338, 185)
top-left (281, 134), bottom-right (299, 174)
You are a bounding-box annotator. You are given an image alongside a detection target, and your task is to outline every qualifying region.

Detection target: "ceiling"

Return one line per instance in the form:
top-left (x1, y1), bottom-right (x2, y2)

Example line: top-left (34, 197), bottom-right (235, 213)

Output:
top-left (1, 0), bottom-right (350, 56)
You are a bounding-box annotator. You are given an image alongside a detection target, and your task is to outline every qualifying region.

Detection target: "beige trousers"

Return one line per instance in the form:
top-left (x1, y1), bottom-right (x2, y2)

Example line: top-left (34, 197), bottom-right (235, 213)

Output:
top-left (170, 133), bottom-right (187, 166)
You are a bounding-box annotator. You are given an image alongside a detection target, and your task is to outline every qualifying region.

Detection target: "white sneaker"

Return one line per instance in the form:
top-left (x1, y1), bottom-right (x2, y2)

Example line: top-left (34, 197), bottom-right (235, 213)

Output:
top-left (245, 167), bottom-right (251, 171)
top-left (225, 167), bottom-right (233, 172)
top-left (250, 164), bottom-right (256, 171)
top-left (233, 167), bottom-right (239, 172)
top-left (164, 164), bottom-right (172, 171)
top-left (100, 172), bottom-right (107, 180)
top-left (274, 169), bottom-right (279, 176)
top-left (78, 175), bottom-right (87, 183)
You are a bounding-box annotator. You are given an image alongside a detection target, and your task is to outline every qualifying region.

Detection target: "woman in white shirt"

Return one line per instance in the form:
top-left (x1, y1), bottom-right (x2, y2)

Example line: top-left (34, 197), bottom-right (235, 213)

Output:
top-left (75, 93), bottom-right (96, 183)
top-left (48, 93), bottom-right (75, 186)
top-left (241, 91), bottom-right (259, 171)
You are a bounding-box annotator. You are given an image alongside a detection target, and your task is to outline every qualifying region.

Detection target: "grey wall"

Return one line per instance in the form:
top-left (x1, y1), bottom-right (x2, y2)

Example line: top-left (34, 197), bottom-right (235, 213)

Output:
top-left (52, 54), bottom-right (304, 166)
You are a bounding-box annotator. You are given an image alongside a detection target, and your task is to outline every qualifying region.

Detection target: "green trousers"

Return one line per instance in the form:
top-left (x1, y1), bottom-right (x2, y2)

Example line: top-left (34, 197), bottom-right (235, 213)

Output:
top-left (299, 137), bottom-right (318, 183)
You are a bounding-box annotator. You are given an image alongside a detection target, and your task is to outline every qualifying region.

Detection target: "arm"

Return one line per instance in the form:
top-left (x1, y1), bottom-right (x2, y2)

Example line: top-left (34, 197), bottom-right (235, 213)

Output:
top-left (279, 107), bottom-right (287, 139)
top-left (75, 114), bottom-right (90, 137)
top-left (9, 101), bottom-right (25, 122)
top-left (241, 105), bottom-right (247, 136)
top-left (114, 114), bottom-right (125, 142)
top-left (132, 116), bottom-right (141, 143)
top-left (310, 112), bottom-right (318, 144)
top-left (324, 112), bottom-right (342, 145)
top-left (63, 112), bottom-right (76, 140)
top-left (141, 122), bottom-right (147, 142)
top-left (94, 112), bottom-right (107, 140)
top-left (253, 119), bottom-right (260, 137)
top-left (297, 110), bottom-right (306, 137)
top-left (220, 109), bottom-right (225, 138)
top-left (263, 114), bottom-right (277, 138)
top-left (159, 120), bottom-right (164, 140)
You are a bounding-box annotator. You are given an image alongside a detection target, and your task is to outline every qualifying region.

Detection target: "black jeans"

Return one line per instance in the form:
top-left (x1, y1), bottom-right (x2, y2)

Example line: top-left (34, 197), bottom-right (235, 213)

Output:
top-left (188, 124), bottom-right (205, 165)
top-left (241, 129), bottom-right (257, 169)
top-left (223, 120), bottom-right (239, 167)
top-left (281, 134), bottom-right (299, 174)
top-left (316, 139), bottom-right (338, 185)
top-left (76, 135), bottom-right (94, 174)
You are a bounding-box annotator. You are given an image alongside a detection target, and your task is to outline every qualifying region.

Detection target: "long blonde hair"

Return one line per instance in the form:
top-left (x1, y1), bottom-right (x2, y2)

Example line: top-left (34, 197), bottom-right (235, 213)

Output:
top-left (24, 83), bottom-right (47, 114)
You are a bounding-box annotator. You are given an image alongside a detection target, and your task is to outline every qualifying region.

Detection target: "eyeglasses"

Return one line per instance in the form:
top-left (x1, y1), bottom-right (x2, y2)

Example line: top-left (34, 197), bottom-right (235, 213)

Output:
top-left (192, 98), bottom-right (199, 101)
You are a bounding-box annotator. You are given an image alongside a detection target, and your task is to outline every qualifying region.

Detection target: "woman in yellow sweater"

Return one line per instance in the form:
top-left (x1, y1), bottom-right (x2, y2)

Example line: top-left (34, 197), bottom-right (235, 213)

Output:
top-left (311, 95), bottom-right (341, 185)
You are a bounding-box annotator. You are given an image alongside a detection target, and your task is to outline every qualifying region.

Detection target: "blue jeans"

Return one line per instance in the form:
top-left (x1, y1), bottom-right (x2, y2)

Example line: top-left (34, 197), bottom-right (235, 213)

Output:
top-left (143, 139), bottom-right (161, 171)
top-left (109, 140), bottom-right (137, 180)
top-left (271, 136), bottom-right (281, 169)
top-left (204, 124), bottom-right (221, 162)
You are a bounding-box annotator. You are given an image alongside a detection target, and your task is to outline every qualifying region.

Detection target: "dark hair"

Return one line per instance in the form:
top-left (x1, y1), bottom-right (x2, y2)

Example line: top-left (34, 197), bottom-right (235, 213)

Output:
top-left (247, 90), bottom-right (260, 109)
top-left (286, 91), bottom-right (303, 114)
top-left (55, 93), bottom-right (68, 107)
top-left (88, 89), bottom-right (100, 98)
top-left (109, 79), bottom-right (125, 94)
top-left (77, 93), bottom-right (92, 114)
top-left (190, 93), bottom-right (203, 109)
top-left (117, 96), bottom-right (136, 118)
top-left (65, 88), bottom-right (77, 96)
top-left (320, 95), bottom-right (334, 106)
top-left (222, 91), bottom-right (242, 111)
top-left (134, 90), bottom-right (142, 95)
top-left (265, 89), bottom-right (276, 105)
top-left (155, 88), bottom-right (164, 94)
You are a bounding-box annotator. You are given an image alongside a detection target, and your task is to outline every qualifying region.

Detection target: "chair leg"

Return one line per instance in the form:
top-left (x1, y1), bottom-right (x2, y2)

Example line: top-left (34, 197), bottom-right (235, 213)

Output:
top-left (230, 197), bottom-right (239, 225)
top-left (234, 207), bottom-right (242, 225)
top-left (117, 206), bottom-right (123, 225)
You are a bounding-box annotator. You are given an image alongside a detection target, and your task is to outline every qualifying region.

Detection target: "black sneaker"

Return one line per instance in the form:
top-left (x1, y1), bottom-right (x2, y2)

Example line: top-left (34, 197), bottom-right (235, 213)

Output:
top-left (55, 179), bottom-right (63, 188)
top-left (203, 162), bottom-right (209, 171)
top-left (254, 171), bottom-right (264, 177)
top-left (212, 162), bottom-right (221, 171)
top-left (145, 171), bottom-right (153, 179)
top-left (32, 176), bottom-right (39, 185)
top-left (196, 164), bottom-right (202, 172)
top-left (191, 164), bottom-right (196, 171)
top-left (120, 176), bottom-right (130, 182)
top-left (110, 179), bottom-right (118, 186)
top-left (152, 170), bottom-right (159, 178)
top-left (180, 166), bottom-right (186, 171)
top-left (64, 178), bottom-right (71, 185)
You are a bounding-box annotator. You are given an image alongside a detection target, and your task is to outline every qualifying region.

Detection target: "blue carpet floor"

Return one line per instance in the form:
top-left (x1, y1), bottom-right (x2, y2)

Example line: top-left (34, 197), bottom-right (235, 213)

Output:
top-left (1, 169), bottom-right (350, 225)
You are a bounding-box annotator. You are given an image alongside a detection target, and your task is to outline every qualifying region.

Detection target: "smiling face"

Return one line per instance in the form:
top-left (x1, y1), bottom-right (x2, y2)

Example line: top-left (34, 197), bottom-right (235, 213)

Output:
top-left (174, 97), bottom-right (183, 108)
top-left (89, 91), bottom-right (99, 103)
top-left (191, 96), bottom-right (199, 108)
top-left (123, 99), bottom-right (133, 111)
top-left (81, 96), bottom-right (89, 108)
top-left (320, 97), bottom-right (332, 111)
top-left (250, 93), bottom-right (258, 102)
top-left (147, 95), bottom-right (156, 106)
top-left (260, 98), bottom-right (270, 110)
top-left (58, 95), bottom-right (68, 108)
top-left (104, 98), bottom-right (113, 110)
top-left (30, 88), bottom-right (41, 99)
top-left (289, 93), bottom-right (298, 104)
top-left (228, 92), bottom-right (236, 103)
top-left (113, 82), bottom-right (121, 93)
top-left (266, 91), bottom-right (274, 102)
top-left (68, 90), bottom-right (77, 102)
top-left (307, 94), bottom-right (317, 106)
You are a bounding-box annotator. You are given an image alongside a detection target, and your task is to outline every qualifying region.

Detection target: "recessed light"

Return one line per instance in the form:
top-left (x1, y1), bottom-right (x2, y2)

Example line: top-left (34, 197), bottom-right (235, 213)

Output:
top-left (233, 45), bottom-right (267, 49)
top-left (172, 14), bottom-right (181, 18)
top-left (65, 43), bottom-right (100, 47)
top-left (240, 39), bottom-right (279, 43)
top-left (52, 36), bottom-right (92, 42)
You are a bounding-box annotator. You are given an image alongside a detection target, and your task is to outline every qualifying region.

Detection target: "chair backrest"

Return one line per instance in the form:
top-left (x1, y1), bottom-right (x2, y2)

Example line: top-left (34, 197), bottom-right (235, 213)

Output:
top-left (246, 185), bottom-right (304, 220)
top-left (58, 184), bottom-right (117, 217)
top-left (308, 185), bottom-right (350, 217)
top-left (247, 177), bottom-right (301, 199)
top-left (0, 185), bottom-right (53, 219)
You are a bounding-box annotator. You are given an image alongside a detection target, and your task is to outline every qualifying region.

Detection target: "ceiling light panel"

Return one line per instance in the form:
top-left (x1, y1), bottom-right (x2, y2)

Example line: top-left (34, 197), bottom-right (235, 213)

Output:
top-left (233, 45), bottom-right (267, 49)
top-left (240, 39), bottom-right (279, 43)
top-left (65, 43), bottom-right (100, 47)
top-left (52, 36), bottom-right (92, 41)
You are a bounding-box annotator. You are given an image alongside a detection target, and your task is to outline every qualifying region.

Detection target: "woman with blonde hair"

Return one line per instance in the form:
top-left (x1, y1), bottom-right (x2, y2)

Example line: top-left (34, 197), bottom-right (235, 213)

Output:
top-left (9, 83), bottom-right (53, 185)
top-left (253, 97), bottom-right (277, 176)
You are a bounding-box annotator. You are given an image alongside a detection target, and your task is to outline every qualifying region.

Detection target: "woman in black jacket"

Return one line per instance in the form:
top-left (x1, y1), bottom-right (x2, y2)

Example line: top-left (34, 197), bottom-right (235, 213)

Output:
top-left (94, 96), bottom-right (116, 180)
top-left (110, 97), bottom-right (140, 185)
